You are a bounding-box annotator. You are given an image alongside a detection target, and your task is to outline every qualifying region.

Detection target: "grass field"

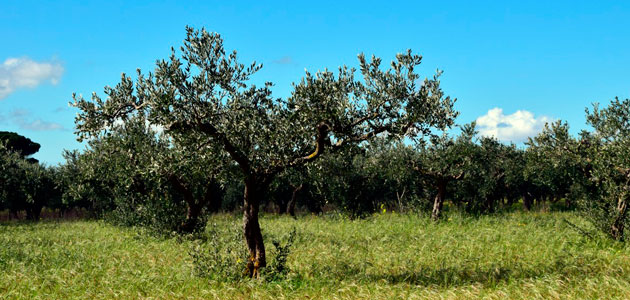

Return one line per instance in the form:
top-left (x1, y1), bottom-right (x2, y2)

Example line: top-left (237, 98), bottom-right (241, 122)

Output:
top-left (1, 211), bottom-right (629, 299)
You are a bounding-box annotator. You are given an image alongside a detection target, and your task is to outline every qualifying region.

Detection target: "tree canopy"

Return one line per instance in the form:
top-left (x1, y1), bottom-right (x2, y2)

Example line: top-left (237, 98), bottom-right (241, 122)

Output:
top-left (72, 26), bottom-right (458, 277)
top-left (584, 97), bottom-right (630, 240)
top-left (0, 131), bottom-right (41, 158)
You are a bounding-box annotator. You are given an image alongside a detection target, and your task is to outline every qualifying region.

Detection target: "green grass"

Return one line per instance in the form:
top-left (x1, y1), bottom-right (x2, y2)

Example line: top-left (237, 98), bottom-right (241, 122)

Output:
top-left (1, 211), bottom-right (629, 299)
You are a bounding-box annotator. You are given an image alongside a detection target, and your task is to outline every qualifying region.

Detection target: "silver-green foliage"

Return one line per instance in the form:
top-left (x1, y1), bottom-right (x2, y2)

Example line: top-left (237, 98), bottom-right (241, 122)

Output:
top-left (72, 26), bottom-right (457, 178)
top-left (71, 26), bottom-right (458, 273)
top-left (585, 97), bottom-right (630, 241)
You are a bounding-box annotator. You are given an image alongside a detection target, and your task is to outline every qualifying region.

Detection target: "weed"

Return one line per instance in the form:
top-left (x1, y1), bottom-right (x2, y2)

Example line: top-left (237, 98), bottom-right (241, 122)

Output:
top-left (263, 227), bottom-right (297, 281)
top-left (189, 222), bottom-right (249, 282)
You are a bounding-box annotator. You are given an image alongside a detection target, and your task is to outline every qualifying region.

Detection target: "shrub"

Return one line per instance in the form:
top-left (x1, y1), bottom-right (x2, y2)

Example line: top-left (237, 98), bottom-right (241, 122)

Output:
top-left (263, 227), bottom-right (297, 282)
top-left (189, 222), bottom-right (248, 282)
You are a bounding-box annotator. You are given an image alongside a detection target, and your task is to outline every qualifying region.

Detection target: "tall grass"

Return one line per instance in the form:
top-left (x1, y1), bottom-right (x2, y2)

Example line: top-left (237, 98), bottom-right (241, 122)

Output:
top-left (1, 211), bottom-right (629, 299)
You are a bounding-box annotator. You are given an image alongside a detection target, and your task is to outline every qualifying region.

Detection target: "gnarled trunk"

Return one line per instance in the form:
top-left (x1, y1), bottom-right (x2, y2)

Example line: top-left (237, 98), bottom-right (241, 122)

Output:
top-left (431, 180), bottom-right (446, 221)
top-left (611, 196), bottom-right (628, 241)
top-left (169, 175), bottom-right (200, 233)
top-left (243, 177), bottom-right (267, 278)
top-left (169, 175), bottom-right (217, 233)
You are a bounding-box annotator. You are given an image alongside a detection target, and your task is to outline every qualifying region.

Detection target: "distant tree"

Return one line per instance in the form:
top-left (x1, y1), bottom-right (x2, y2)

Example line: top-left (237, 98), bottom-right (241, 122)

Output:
top-left (471, 136), bottom-right (516, 213)
top-left (0, 145), bottom-right (24, 216)
top-left (413, 123), bottom-right (476, 221)
top-left (22, 163), bottom-right (59, 221)
top-left (157, 133), bottom-right (228, 232)
top-left (58, 150), bottom-right (93, 213)
top-left (268, 167), bottom-right (308, 217)
top-left (62, 116), bottom-right (164, 218)
top-left (63, 115), bottom-right (226, 233)
top-left (0, 131), bottom-right (40, 160)
top-left (72, 27), bottom-right (457, 277)
top-left (315, 145), bottom-right (385, 218)
top-left (301, 145), bottom-right (368, 216)
top-left (359, 139), bottom-right (424, 213)
top-left (499, 145), bottom-right (532, 210)
top-left (524, 121), bottom-right (585, 209)
top-left (0, 144), bottom-right (57, 220)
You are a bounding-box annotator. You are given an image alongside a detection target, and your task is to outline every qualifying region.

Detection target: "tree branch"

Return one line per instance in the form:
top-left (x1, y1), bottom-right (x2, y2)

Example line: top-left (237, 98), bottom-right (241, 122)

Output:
top-left (271, 118), bottom-right (390, 176)
top-left (170, 121), bottom-right (252, 174)
top-left (287, 122), bottom-right (331, 168)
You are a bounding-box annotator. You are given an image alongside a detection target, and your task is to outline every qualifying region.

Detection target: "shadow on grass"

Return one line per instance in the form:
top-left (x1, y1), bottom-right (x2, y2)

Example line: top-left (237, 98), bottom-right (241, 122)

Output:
top-left (314, 252), bottom-right (618, 287)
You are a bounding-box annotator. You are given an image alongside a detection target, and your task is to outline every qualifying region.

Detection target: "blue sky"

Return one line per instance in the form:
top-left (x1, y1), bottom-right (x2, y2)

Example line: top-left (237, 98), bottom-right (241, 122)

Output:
top-left (1, 0), bottom-right (629, 164)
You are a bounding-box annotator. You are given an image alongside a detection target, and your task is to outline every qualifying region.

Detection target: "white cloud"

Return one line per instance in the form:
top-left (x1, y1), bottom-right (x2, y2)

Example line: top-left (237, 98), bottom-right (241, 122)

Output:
top-left (0, 57), bottom-right (64, 99)
top-left (4, 109), bottom-right (64, 131)
top-left (16, 119), bottom-right (64, 131)
top-left (476, 108), bottom-right (553, 142)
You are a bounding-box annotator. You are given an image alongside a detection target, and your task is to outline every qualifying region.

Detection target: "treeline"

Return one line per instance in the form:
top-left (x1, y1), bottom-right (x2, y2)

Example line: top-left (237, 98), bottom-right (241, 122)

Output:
top-left (2, 98), bottom-right (629, 242)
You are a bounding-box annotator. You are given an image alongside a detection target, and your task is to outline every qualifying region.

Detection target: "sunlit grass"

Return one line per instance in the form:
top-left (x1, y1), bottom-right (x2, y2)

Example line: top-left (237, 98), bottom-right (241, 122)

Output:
top-left (1, 211), bottom-right (629, 299)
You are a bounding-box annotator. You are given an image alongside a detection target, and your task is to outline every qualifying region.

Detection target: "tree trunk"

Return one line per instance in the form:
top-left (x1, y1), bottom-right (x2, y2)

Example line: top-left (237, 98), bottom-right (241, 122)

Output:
top-left (506, 195), bottom-right (515, 207)
top-left (169, 175), bottom-right (207, 233)
top-left (523, 192), bottom-right (533, 211)
top-left (484, 196), bottom-right (495, 214)
top-left (243, 177), bottom-right (267, 278)
top-left (396, 186), bottom-right (407, 213)
top-left (204, 181), bottom-right (222, 214)
top-left (431, 180), bottom-right (446, 221)
top-left (287, 184), bottom-right (302, 218)
top-left (26, 205), bottom-right (42, 221)
top-left (172, 178), bottom-right (198, 233)
top-left (180, 202), bottom-right (203, 233)
top-left (9, 209), bottom-right (18, 220)
top-left (277, 197), bottom-right (288, 215)
top-left (611, 196), bottom-right (628, 241)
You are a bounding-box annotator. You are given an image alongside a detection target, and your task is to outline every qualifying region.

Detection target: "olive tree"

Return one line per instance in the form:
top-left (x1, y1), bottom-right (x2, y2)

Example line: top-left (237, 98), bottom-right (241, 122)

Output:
top-left (358, 139), bottom-right (424, 213)
top-left (412, 124), bottom-right (475, 221)
top-left (524, 121), bottom-right (586, 209)
top-left (0, 144), bottom-right (25, 217)
top-left (467, 136), bottom-right (518, 214)
top-left (65, 115), bottom-right (168, 219)
top-left (498, 145), bottom-right (532, 210)
top-left (72, 27), bottom-right (457, 277)
top-left (585, 97), bottom-right (630, 241)
top-left (268, 166), bottom-right (309, 217)
top-left (0, 143), bottom-right (58, 221)
top-left (157, 132), bottom-right (228, 232)
top-left (64, 114), bottom-right (226, 233)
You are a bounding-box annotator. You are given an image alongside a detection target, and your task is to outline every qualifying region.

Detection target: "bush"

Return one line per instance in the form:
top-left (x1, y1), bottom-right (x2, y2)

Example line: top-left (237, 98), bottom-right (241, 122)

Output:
top-left (189, 222), bottom-right (248, 282)
top-left (263, 227), bottom-right (297, 282)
